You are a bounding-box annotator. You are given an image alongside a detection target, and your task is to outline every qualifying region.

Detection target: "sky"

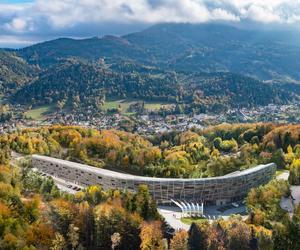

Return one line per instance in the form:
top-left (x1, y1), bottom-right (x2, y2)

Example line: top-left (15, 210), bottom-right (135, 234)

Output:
top-left (1, 0), bottom-right (300, 48)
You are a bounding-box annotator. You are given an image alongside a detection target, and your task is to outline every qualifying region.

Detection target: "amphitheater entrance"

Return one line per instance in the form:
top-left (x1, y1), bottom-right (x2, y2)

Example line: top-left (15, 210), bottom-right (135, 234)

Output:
top-left (171, 199), bottom-right (204, 218)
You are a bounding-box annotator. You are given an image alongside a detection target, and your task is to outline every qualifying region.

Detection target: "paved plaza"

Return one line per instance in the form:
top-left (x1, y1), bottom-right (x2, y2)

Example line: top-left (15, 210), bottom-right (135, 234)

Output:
top-left (158, 203), bottom-right (247, 231)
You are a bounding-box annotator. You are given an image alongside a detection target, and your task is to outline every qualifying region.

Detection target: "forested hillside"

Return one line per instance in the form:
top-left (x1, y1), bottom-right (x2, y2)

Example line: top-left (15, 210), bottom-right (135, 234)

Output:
top-left (11, 61), bottom-right (179, 107)
top-left (10, 60), bottom-right (294, 113)
top-left (1, 23), bottom-right (300, 111)
top-left (0, 50), bottom-right (37, 94)
top-left (179, 72), bottom-right (292, 113)
top-left (0, 23), bottom-right (300, 114)
top-left (1, 124), bottom-right (300, 249)
top-left (0, 154), bottom-right (161, 249)
top-left (1, 123), bottom-right (300, 180)
top-left (16, 36), bottom-right (151, 67)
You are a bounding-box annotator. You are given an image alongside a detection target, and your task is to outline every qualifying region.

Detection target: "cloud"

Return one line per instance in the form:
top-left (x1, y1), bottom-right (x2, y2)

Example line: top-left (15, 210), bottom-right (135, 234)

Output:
top-left (243, 5), bottom-right (281, 23)
top-left (0, 35), bottom-right (35, 48)
top-left (1, 0), bottom-right (300, 47)
top-left (4, 17), bottom-right (32, 32)
top-left (211, 8), bottom-right (240, 22)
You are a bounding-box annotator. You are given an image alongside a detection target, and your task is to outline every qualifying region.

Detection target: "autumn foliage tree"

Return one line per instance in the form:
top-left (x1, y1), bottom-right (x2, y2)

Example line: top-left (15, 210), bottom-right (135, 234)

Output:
top-left (140, 221), bottom-right (164, 250)
top-left (170, 230), bottom-right (188, 250)
top-left (288, 158), bottom-right (300, 185)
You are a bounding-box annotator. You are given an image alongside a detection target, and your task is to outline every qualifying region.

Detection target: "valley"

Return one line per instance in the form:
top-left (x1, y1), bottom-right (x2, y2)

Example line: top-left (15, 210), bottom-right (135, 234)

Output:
top-left (1, 19), bottom-right (300, 250)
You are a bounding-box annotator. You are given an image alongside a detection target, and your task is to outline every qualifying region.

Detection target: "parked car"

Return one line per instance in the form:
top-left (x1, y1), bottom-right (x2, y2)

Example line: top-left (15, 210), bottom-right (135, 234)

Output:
top-left (232, 202), bottom-right (239, 208)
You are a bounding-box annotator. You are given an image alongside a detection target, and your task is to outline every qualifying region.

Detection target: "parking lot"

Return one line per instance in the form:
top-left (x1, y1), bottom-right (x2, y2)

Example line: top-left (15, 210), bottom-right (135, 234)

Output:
top-left (37, 171), bottom-right (84, 194)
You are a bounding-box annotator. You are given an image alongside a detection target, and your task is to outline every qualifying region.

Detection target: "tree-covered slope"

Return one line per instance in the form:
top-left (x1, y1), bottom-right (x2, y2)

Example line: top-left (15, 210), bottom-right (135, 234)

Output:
top-left (11, 61), bottom-right (180, 107)
top-left (16, 36), bottom-right (151, 67)
top-left (1, 124), bottom-right (299, 249)
top-left (10, 61), bottom-right (294, 111)
top-left (180, 72), bottom-right (293, 109)
top-left (2, 23), bottom-right (300, 110)
top-left (0, 50), bottom-right (37, 94)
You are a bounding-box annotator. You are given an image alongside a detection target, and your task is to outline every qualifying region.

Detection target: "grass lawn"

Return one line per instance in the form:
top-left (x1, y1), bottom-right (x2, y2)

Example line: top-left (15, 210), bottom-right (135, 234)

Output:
top-left (24, 105), bottom-right (53, 120)
top-left (181, 217), bottom-right (208, 225)
top-left (101, 100), bottom-right (132, 113)
top-left (102, 99), bottom-right (173, 114)
top-left (101, 100), bottom-right (122, 110)
top-left (276, 169), bottom-right (287, 177)
top-left (144, 102), bottom-right (173, 111)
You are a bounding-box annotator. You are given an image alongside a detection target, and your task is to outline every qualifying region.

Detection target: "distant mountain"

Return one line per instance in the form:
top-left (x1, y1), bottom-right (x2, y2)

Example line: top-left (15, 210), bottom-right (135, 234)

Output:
top-left (124, 23), bottom-right (300, 82)
top-left (1, 23), bottom-right (300, 113)
top-left (16, 36), bottom-right (151, 67)
top-left (0, 50), bottom-right (37, 94)
top-left (13, 23), bottom-right (300, 83)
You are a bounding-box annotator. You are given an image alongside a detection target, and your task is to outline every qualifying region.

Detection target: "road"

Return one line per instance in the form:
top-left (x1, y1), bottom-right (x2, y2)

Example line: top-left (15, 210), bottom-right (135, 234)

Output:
top-left (51, 175), bottom-right (84, 194)
top-left (10, 151), bottom-right (84, 194)
top-left (158, 206), bottom-right (190, 231)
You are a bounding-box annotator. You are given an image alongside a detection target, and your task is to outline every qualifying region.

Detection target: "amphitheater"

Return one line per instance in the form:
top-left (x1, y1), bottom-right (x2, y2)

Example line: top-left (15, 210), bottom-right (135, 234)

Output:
top-left (31, 154), bottom-right (276, 206)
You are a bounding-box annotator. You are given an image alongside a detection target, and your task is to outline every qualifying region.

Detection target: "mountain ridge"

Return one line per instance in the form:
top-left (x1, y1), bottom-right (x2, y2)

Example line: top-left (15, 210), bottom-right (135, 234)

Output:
top-left (1, 23), bottom-right (300, 113)
top-left (9, 23), bottom-right (300, 83)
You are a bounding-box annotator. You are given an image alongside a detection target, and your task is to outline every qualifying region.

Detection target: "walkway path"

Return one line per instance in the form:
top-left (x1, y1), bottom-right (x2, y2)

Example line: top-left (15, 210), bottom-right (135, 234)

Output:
top-left (291, 185), bottom-right (300, 206)
top-left (276, 170), bottom-right (290, 181)
top-left (158, 204), bottom-right (247, 232)
top-left (276, 170), bottom-right (300, 212)
top-left (158, 206), bottom-right (190, 231)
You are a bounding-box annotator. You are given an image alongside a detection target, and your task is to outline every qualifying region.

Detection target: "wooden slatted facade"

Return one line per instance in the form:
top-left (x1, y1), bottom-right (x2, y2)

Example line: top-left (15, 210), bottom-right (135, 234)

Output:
top-left (32, 155), bottom-right (276, 205)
